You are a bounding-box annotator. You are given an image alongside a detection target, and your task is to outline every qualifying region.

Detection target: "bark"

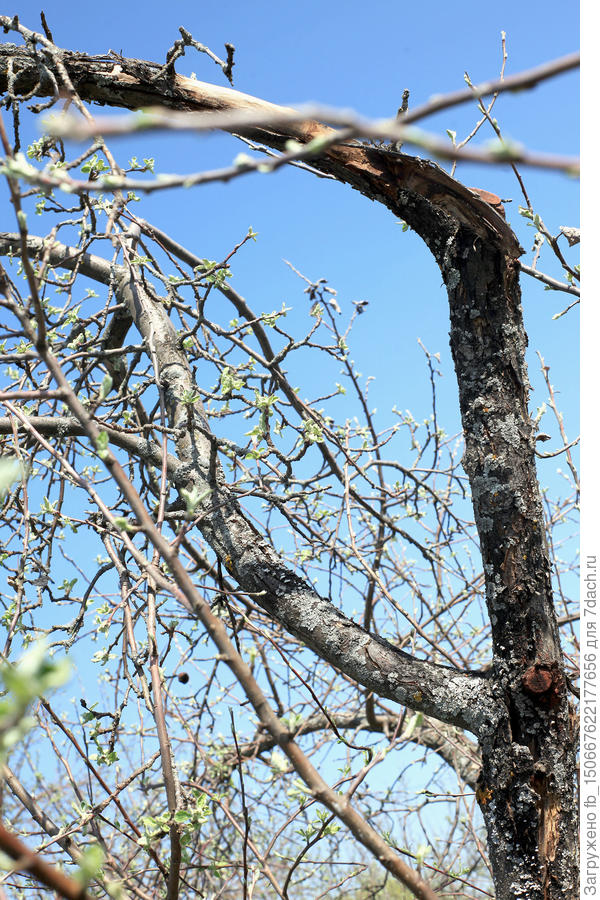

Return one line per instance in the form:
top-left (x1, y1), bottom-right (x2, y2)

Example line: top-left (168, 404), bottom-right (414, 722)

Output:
top-left (214, 712), bottom-right (481, 791)
top-left (0, 230), bottom-right (492, 738)
top-left (438, 229), bottom-right (578, 899)
top-left (0, 32), bottom-right (578, 899)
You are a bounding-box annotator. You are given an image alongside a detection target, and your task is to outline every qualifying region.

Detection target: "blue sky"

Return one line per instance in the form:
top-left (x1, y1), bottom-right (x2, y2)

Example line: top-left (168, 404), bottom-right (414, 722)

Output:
top-left (6, 1), bottom-right (580, 435)
top-left (0, 5), bottom-right (578, 591)
top-left (0, 1), bottom-right (580, 878)
top-left (3, 0), bottom-right (579, 650)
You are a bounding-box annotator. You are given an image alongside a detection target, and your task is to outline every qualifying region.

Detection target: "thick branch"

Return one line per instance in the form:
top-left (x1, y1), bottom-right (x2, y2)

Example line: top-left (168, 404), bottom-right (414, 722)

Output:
top-left (0, 39), bottom-right (519, 252)
top-left (215, 712), bottom-right (481, 790)
top-left (0, 232), bottom-right (492, 736)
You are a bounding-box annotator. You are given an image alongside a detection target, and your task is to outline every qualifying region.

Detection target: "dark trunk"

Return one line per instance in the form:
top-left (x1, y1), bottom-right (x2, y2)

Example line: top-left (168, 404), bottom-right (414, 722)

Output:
top-left (438, 228), bottom-right (578, 899)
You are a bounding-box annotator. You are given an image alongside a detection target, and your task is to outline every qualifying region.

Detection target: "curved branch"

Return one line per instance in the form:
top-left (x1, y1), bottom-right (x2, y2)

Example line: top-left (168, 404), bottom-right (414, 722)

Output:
top-left (0, 232), bottom-right (492, 736)
top-left (215, 711), bottom-right (481, 790)
top-left (0, 38), bottom-right (519, 252)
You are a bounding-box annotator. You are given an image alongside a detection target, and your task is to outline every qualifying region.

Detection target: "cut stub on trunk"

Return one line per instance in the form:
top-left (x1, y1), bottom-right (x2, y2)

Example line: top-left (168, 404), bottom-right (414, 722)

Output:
top-left (468, 187), bottom-right (506, 219)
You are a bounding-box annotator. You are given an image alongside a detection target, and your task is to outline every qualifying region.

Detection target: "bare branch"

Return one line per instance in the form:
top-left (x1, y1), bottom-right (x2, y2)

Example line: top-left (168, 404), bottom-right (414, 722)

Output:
top-left (0, 821), bottom-right (88, 900)
top-left (401, 51), bottom-right (579, 125)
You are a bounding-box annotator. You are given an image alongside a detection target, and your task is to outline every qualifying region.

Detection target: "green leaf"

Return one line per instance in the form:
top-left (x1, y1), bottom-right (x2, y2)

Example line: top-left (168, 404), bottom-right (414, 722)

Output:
top-left (81, 154), bottom-right (109, 175)
top-left (270, 750), bottom-right (287, 775)
top-left (415, 844), bottom-right (431, 865)
top-left (95, 431), bottom-right (110, 460)
top-left (113, 517), bottom-right (132, 532)
top-left (220, 367), bottom-right (245, 395)
top-left (0, 642), bottom-right (70, 761)
top-left (99, 373), bottom-right (113, 400)
top-left (302, 419), bottom-right (324, 444)
top-left (74, 844), bottom-right (105, 886)
top-left (174, 809), bottom-right (191, 823)
top-left (303, 135), bottom-right (333, 155)
top-left (233, 153), bottom-right (253, 167)
top-left (403, 711), bottom-right (423, 739)
top-left (0, 457), bottom-right (23, 499)
top-left (181, 486), bottom-right (212, 516)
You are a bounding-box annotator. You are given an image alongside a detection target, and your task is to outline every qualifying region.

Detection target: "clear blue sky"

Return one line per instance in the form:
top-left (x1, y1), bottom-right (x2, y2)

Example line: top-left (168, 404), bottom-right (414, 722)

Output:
top-left (4, 0), bottom-right (580, 638)
top-left (1, 1), bottom-right (580, 867)
top-left (7, 1), bottom-right (579, 436)
top-left (1, 7), bottom-right (577, 595)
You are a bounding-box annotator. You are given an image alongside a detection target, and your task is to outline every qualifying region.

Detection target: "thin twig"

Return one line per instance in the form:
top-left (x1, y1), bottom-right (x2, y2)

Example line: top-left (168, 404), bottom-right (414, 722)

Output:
top-left (518, 261), bottom-right (580, 296)
top-left (400, 51), bottom-right (579, 125)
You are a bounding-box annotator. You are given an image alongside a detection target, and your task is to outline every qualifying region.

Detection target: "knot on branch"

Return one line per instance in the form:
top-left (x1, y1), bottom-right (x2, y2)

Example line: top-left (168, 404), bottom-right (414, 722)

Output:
top-left (521, 663), bottom-right (562, 708)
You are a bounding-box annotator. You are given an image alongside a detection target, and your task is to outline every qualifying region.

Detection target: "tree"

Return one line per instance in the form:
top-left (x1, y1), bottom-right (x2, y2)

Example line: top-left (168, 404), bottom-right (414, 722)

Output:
top-left (0, 14), bottom-right (579, 900)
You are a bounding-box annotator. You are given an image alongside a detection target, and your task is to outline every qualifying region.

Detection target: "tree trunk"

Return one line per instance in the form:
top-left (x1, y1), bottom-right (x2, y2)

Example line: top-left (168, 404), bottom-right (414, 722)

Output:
top-left (439, 229), bottom-right (578, 899)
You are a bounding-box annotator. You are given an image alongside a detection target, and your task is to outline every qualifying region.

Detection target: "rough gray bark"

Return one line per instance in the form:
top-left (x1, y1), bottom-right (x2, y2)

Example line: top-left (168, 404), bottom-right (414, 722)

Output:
top-left (436, 227), bottom-right (578, 899)
top-left (0, 230), bottom-right (493, 737)
top-left (0, 31), bottom-right (578, 900)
